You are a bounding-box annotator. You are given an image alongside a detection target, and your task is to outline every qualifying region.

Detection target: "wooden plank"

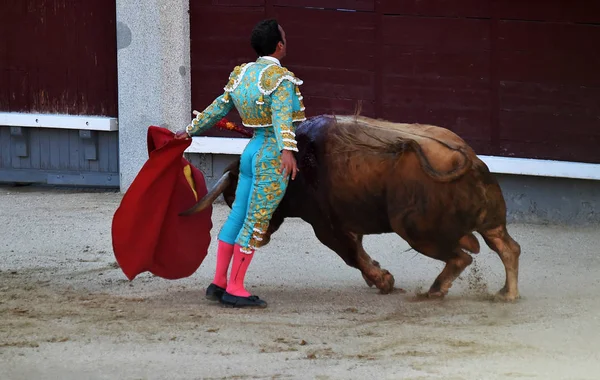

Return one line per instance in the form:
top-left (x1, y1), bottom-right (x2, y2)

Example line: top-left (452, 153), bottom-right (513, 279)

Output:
top-left (302, 96), bottom-right (375, 118)
top-left (192, 0), bottom-right (265, 6)
top-left (190, 6), bottom-right (266, 69)
top-left (382, 48), bottom-right (490, 83)
top-left (496, 21), bottom-right (600, 52)
top-left (33, 66), bottom-right (69, 114)
top-left (496, 21), bottom-right (600, 86)
top-left (9, 132), bottom-right (20, 169)
top-left (29, 128), bottom-right (41, 170)
top-left (273, 0), bottom-right (374, 12)
top-left (107, 131), bottom-right (119, 174)
top-left (381, 0), bottom-right (490, 18)
top-left (68, 130), bottom-right (79, 170)
top-left (287, 67), bottom-right (375, 100)
top-left (88, 133), bottom-right (100, 172)
top-left (0, 69), bottom-right (8, 113)
top-left (285, 39), bottom-right (375, 70)
top-left (498, 82), bottom-right (600, 148)
top-left (497, 140), bottom-right (600, 164)
top-left (58, 130), bottom-right (70, 171)
top-left (190, 5), bottom-right (266, 35)
top-left (382, 15), bottom-right (491, 50)
top-left (273, 6), bottom-right (376, 42)
top-left (499, 110), bottom-right (600, 141)
top-left (49, 128), bottom-right (60, 170)
top-left (3, 0), bottom-right (117, 116)
top-left (97, 132), bottom-right (110, 172)
top-left (39, 129), bottom-right (50, 170)
top-left (8, 70), bottom-right (32, 113)
top-left (0, 1), bottom-right (8, 112)
top-left (381, 103), bottom-right (491, 140)
top-left (494, 0), bottom-right (600, 24)
top-left (498, 51), bottom-right (599, 87)
top-left (0, 127), bottom-right (10, 168)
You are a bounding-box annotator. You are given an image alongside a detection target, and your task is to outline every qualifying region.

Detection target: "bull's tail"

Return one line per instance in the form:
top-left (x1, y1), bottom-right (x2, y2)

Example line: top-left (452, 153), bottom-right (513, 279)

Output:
top-left (330, 125), bottom-right (473, 182)
top-left (405, 138), bottom-right (473, 182)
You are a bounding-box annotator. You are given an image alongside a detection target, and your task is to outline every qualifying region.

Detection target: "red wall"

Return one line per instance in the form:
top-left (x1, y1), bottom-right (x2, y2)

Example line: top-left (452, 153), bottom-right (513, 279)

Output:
top-left (0, 0), bottom-right (118, 117)
top-left (190, 0), bottom-right (600, 164)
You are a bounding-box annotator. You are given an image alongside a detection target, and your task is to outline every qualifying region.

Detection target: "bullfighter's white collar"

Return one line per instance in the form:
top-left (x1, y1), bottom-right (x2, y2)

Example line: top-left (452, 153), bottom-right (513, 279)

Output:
top-left (260, 56), bottom-right (281, 66)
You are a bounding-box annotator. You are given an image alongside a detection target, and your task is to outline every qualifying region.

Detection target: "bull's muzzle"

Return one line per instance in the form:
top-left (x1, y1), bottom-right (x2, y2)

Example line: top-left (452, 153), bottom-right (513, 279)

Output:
top-left (179, 170), bottom-right (232, 216)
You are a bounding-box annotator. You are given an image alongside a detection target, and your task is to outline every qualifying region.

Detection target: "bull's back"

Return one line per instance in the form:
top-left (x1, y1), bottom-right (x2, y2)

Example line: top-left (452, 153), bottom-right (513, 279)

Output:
top-left (293, 115), bottom-right (505, 237)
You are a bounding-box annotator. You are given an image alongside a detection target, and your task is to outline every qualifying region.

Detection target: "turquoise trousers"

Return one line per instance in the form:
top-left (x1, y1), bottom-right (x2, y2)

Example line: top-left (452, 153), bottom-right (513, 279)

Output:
top-left (217, 127), bottom-right (289, 253)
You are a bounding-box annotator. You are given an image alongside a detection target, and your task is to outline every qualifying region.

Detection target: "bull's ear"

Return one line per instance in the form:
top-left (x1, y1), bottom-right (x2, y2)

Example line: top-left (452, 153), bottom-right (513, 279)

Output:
top-left (179, 171), bottom-right (232, 216)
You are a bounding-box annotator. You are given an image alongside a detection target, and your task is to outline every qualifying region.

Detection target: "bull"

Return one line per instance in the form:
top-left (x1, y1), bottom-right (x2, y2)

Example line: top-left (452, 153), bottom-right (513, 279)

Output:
top-left (182, 114), bottom-right (521, 302)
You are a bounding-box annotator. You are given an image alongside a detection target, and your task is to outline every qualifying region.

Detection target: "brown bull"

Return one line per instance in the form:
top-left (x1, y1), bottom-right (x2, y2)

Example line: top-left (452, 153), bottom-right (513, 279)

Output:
top-left (182, 114), bottom-right (521, 301)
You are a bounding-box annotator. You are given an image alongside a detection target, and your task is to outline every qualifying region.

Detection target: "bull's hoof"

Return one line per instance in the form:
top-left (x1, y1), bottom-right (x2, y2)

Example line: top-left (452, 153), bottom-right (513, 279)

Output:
top-left (377, 271), bottom-right (396, 295)
top-left (417, 286), bottom-right (447, 300)
top-left (427, 290), bottom-right (446, 299)
top-left (494, 287), bottom-right (520, 303)
top-left (362, 273), bottom-right (375, 288)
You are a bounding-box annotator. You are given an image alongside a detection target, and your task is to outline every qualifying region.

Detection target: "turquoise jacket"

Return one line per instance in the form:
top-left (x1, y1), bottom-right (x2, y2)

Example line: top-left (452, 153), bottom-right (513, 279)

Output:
top-left (186, 56), bottom-right (306, 152)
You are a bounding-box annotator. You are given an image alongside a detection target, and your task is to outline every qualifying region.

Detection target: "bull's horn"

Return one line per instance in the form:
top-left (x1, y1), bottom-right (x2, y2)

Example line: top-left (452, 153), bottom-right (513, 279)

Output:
top-left (179, 171), bottom-right (232, 216)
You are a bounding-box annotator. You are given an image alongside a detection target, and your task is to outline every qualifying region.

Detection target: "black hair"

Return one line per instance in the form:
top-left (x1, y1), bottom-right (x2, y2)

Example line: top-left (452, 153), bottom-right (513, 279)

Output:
top-left (250, 19), bottom-right (283, 57)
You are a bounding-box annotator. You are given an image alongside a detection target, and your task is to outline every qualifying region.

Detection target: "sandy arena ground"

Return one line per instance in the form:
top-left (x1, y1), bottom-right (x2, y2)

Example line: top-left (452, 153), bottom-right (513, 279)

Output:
top-left (0, 186), bottom-right (599, 380)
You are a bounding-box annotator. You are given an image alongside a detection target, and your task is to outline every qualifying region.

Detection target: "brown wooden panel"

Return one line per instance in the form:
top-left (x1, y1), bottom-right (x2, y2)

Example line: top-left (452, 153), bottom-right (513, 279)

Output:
top-left (2, 0), bottom-right (117, 116)
top-left (494, 19), bottom-right (600, 162)
top-left (497, 139), bottom-right (600, 164)
top-left (0, 0), bottom-right (8, 109)
top-left (499, 82), bottom-right (600, 139)
top-left (382, 104), bottom-right (493, 155)
top-left (192, 0), bottom-right (264, 5)
top-left (303, 96), bottom-right (375, 118)
top-left (494, 0), bottom-right (600, 24)
top-left (496, 21), bottom-right (600, 86)
top-left (381, 0), bottom-right (490, 18)
top-left (273, 0), bottom-right (374, 12)
top-left (190, 3), bottom-right (266, 138)
top-left (190, 2), bottom-right (600, 163)
top-left (383, 48), bottom-right (490, 83)
top-left (190, 3), bottom-right (378, 138)
top-left (382, 16), bottom-right (490, 50)
top-left (380, 14), bottom-right (492, 151)
top-left (287, 67), bottom-right (375, 100)
top-left (273, 6), bottom-right (376, 41)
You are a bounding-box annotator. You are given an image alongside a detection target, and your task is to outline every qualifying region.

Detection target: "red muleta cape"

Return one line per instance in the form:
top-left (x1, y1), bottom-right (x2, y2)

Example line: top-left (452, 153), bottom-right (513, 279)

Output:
top-left (111, 126), bottom-right (212, 280)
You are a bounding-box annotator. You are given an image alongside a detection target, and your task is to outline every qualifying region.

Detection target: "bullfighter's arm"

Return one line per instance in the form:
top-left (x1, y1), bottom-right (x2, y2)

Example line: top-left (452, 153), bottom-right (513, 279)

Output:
top-left (271, 80), bottom-right (298, 152)
top-left (186, 64), bottom-right (248, 136)
top-left (185, 92), bottom-right (234, 137)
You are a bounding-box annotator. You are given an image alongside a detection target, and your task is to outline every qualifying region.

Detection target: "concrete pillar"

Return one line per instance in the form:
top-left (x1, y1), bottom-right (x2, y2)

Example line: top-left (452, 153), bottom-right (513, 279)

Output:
top-left (116, 0), bottom-right (191, 191)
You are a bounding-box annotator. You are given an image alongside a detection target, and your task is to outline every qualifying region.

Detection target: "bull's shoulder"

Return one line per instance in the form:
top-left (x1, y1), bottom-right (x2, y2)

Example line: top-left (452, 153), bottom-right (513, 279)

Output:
top-left (259, 64), bottom-right (303, 95)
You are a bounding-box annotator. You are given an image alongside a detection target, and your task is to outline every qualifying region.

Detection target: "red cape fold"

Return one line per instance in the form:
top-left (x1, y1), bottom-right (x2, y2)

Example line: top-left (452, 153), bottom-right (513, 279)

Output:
top-left (111, 126), bottom-right (212, 280)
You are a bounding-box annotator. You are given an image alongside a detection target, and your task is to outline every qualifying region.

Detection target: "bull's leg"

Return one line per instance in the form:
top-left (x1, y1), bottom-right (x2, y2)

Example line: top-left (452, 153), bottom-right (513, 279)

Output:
top-left (426, 248), bottom-right (473, 298)
top-left (392, 233), bottom-right (472, 298)
top-left (354, 235), bottom-right (396, 294)
top-left (311, 222), bottom-right (395, 294)
top-left (481, 225), bottom-right (521, 302)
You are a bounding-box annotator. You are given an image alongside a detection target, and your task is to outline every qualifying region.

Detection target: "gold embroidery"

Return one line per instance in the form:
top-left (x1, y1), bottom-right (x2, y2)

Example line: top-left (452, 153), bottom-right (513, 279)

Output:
top-left (242, 111), bottom-right (306, 127)
top-left (259, 65), bottom-right (303, 95)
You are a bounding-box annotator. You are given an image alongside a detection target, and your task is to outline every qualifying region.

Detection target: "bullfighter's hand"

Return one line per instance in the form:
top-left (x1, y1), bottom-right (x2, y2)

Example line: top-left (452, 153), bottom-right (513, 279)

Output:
top-left (280, 150), bottom-right (298, 180)
top-left (174, 130), bottom-right (190, 140)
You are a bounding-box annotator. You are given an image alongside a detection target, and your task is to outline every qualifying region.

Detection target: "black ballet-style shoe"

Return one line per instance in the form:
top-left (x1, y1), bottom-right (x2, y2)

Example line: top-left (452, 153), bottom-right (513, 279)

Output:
top-left (219, 292), bottom-right (268, 309)
top-left (205, 283), bottom-right (226, 301)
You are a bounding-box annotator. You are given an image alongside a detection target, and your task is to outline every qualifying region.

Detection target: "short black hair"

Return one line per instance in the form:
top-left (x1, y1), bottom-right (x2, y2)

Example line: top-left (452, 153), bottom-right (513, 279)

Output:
top-left (250, 19), bottom-right (283, 57)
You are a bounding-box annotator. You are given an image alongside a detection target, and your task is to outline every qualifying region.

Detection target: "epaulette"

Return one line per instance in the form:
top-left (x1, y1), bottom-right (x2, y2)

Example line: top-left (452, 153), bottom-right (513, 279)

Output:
top-left (224, 62), bottom-right (255, 93)
top-left (258, 64), bottom-right (303, 96)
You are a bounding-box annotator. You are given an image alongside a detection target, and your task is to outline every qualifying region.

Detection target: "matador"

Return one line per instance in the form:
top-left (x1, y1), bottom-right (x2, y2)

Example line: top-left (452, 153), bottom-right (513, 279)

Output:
top-left (176, 19), bottom-right (306, 308)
